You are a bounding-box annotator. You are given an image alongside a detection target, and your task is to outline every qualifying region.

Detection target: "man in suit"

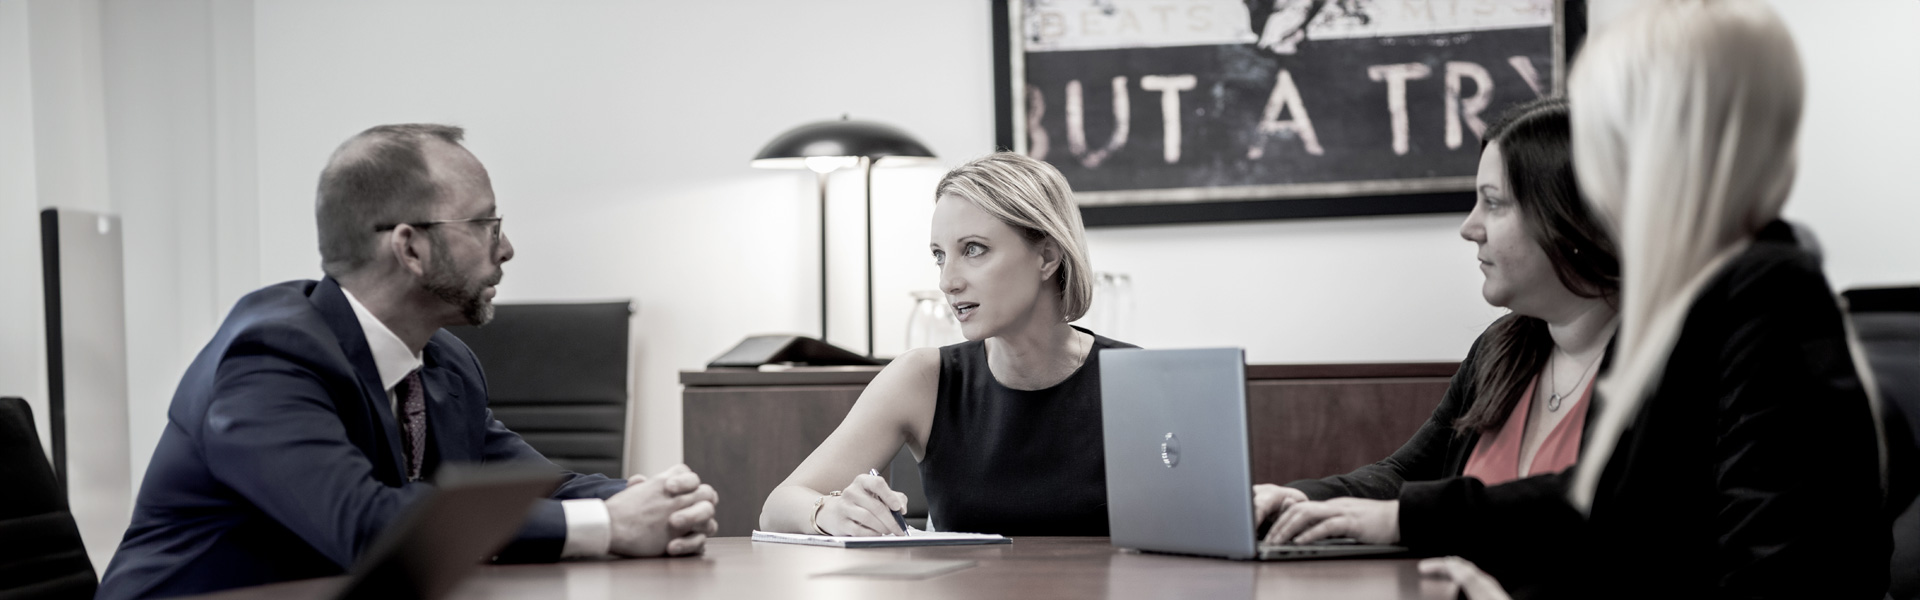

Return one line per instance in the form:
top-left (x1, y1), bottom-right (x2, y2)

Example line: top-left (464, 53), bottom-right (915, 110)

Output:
top-left (97, 124), bottom-right (718, 599)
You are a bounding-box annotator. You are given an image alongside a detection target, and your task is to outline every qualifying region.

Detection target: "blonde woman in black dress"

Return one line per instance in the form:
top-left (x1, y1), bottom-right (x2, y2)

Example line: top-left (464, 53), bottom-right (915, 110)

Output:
top-left (760, 153), bottom-right (1137, 537)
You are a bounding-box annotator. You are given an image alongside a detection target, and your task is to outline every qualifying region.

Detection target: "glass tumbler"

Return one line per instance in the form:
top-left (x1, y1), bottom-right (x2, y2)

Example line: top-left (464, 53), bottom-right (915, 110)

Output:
top-left (906, 290), bottom-right (966, 351)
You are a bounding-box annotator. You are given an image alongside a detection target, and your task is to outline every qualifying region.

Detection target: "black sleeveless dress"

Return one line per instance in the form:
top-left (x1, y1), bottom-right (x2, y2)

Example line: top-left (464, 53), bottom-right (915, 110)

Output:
top-left (917, 327), bottom-right (1138, 535)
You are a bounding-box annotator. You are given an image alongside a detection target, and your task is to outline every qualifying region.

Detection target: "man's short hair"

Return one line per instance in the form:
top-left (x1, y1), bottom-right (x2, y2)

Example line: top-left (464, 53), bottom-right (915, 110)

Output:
top-left (315, 123), bottom-right (467, 277)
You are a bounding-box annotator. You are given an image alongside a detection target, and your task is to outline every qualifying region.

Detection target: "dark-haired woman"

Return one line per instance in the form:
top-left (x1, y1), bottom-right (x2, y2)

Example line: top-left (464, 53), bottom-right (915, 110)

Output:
top-left (1256, 2), bottom-right (1888, 597)
top-left (1250, 98), bottom-right (1618, 542)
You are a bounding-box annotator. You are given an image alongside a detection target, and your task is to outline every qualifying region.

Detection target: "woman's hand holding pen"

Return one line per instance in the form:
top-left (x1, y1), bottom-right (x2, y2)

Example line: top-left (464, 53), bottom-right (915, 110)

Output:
top-left (817, 471), bottom-right (910, 537)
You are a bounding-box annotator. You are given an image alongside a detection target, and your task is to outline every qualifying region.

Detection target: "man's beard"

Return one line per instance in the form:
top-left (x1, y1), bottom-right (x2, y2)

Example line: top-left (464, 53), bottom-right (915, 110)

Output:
top-left (423, 233), bottom-right (501, 326)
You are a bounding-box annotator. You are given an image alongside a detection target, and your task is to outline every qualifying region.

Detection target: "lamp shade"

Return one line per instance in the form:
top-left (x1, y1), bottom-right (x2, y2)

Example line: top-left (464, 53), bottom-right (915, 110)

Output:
top-left (751, 118), bottom-right (936, 169)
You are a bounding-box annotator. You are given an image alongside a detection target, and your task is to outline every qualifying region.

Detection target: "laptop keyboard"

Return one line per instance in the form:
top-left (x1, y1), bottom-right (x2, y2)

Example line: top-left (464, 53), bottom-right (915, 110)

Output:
top-left (1257, 537), bottom-right (1405, 556)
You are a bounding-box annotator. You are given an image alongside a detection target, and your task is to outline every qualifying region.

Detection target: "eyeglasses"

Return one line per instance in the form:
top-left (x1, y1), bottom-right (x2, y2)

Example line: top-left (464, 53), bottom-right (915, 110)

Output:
top-left (374, 215), bottom-right (505, 245)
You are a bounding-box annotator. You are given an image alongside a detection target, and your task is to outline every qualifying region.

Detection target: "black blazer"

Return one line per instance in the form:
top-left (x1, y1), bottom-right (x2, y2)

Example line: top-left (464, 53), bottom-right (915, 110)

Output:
top-left (1287, 318), bottom-right (1607, 501)
top-left (97, 278), bottom-right (628, 600)
top-left (1396, 222), bottom-right (1890, 599)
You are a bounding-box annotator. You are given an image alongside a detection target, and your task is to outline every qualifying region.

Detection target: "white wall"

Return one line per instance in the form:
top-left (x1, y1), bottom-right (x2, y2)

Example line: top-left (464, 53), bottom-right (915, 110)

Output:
top-left (26, 0), bottom-right (111, 215)
top-left (8, 0), bottom-right (132, 573)
top-left (1765, 0), bottom-right (1920, 290)
top-left (1585, 0), bottom-right (1920, 291)
top-left (8, 0), bottom-right (1917, 507)
top-left (0, 0), bottom-right (257, 572)
top-left (0, 0), bottom-right (50, 453)
top-left (102, 0), bottom-right (259, 500)
top-left (1087, 214), bottom-right (1502, 362)
top-left (104, 0), bottom-right (213, 500)
top-left (1, 0), bottom-right (127, 468)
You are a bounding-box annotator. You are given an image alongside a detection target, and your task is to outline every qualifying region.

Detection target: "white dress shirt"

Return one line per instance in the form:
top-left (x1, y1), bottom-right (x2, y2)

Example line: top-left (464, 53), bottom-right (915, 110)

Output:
top-left (341, 288), bottom-right (613, 558)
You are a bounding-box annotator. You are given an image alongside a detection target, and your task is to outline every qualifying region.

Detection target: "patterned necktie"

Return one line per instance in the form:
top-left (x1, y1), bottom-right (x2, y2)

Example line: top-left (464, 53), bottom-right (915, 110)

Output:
top-left (399, 369), bottom-right (427, 481)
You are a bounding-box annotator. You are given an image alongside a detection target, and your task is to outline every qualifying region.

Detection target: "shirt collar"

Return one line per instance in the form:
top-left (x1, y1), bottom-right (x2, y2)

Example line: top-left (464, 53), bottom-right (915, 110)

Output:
top-left (340, 287), bottom-right (424, 392)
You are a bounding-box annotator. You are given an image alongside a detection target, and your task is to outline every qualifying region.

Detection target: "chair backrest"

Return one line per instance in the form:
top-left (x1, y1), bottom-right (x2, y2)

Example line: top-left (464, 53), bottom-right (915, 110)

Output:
top-left (445, 302), bottom-right (632, 478)
top-left (1840, 287), bottom-right (1920, 600)
top-left (0, 396), bottom-right (97, 599)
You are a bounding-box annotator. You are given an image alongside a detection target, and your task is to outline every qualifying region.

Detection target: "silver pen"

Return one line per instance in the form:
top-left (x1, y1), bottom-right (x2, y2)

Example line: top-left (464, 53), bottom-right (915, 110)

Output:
top-left (868, 468), bottom-right (908, 533)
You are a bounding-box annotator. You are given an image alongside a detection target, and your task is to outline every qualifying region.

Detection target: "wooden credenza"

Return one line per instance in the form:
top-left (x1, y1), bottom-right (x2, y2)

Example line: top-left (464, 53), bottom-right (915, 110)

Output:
top-left (682, 362), bottom-right (1457, 537)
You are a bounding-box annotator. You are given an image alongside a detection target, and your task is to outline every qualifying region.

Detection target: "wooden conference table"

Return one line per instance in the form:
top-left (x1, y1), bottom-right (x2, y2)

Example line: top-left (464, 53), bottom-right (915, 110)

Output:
top-left (189, 537), bottom-right (1459, 599)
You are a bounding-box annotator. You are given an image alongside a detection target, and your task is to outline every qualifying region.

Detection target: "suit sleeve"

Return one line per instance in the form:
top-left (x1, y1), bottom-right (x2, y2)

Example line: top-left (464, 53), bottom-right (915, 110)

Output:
top-left (476, 409), bottom-right (630, 562)
top-left (1286, 335), bottom-right (1484, 500)
top-left (200, 337), bottom-right (436, 569)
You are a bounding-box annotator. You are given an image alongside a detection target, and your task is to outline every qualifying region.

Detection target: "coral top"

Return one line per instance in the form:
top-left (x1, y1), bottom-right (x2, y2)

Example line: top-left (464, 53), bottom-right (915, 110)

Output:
top-left (1461, 375), bottom-right (1592, 486)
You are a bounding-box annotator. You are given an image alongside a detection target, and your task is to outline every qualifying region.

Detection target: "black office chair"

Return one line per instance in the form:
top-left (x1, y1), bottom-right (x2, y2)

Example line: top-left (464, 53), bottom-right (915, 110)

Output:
top-left (446, 302), bottom-right (632, 478)
top-left (1840, 287), bottom-right (1920, 600)
top-left (0, 397), bottom-right (97, 599)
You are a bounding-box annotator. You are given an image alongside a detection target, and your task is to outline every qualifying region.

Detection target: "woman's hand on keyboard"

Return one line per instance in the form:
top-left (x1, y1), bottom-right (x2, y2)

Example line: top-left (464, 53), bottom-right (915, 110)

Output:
top-left (1252, 485), bottom-right (1309, 543)
top-left (1265, 497), bottom-right (1399, 546)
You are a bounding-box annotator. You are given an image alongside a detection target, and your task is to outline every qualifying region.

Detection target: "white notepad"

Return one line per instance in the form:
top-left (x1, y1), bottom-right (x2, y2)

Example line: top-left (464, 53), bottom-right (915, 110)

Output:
top-left (751, 528), bottom-right (1010, 548)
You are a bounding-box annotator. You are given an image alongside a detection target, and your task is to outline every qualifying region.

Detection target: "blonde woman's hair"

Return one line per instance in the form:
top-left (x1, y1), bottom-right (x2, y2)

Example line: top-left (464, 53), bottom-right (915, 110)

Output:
top-left (1567, 0), bottom-right (1804, 512)
top-left (933, 153), bottom-right (1095, 322)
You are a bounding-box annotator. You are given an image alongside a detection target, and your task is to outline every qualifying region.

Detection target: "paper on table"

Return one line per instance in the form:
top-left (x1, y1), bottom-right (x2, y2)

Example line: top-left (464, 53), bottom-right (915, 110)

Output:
top-left (751, 528), bottom-right (1010, 548)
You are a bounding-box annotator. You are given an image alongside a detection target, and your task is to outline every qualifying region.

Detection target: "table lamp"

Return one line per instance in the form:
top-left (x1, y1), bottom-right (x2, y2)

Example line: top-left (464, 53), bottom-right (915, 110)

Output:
top-left (752, 116), bottom-right (936, 357)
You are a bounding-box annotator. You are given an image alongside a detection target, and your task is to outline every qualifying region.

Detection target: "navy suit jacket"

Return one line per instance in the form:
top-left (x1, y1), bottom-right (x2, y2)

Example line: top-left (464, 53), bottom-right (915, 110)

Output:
top-left (97, 278), bottom-right (627, 599)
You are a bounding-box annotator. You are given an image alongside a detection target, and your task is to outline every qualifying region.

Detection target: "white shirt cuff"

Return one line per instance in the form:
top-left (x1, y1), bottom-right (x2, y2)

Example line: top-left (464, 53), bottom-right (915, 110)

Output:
top-left (560, 498), bottom-right (613, 558)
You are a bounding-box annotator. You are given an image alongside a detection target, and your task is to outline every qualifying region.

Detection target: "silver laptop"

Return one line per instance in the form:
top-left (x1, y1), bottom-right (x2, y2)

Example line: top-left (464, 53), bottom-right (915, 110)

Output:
top-left (1099, 347), bottom-right (1408, 560)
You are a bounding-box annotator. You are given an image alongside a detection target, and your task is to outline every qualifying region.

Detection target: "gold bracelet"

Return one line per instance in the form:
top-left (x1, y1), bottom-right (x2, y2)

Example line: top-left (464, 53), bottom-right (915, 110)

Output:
top-left (810, 491), bottom-right (841, 535)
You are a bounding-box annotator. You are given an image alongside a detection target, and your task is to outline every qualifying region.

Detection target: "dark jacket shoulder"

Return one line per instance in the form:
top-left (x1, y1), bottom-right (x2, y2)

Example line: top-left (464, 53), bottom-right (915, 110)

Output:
top-left (1696, 221), bottom-right (1828, 308)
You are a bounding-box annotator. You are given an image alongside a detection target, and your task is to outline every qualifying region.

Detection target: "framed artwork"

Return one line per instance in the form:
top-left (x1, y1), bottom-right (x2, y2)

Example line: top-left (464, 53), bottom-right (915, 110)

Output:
top-left (992, 0), bottom-right (1585, 226)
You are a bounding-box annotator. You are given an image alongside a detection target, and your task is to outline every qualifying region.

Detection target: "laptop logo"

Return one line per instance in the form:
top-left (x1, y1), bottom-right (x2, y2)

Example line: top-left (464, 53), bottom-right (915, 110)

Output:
top-left (1161, 433), bottom-right (1180, 468)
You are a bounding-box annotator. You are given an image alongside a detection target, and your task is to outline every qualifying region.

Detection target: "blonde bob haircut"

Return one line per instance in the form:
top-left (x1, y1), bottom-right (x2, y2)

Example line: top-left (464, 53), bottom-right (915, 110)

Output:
top-left (1567, 0), bottom-right (1804, 513)
top-left (933, 152), bottom-right (1095, 323)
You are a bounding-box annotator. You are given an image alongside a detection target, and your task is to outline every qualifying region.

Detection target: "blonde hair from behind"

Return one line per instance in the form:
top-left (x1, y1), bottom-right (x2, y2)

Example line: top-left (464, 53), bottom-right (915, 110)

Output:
top-left (1567, 0), bottom-right (1804, 512)
top-left (934, 152), bottom-right (1095, 323)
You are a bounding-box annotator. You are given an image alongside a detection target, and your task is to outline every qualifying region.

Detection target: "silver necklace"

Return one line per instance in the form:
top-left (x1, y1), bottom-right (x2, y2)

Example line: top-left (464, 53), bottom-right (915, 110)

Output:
top-left (1545, 349), bottom-right (1603, 412)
